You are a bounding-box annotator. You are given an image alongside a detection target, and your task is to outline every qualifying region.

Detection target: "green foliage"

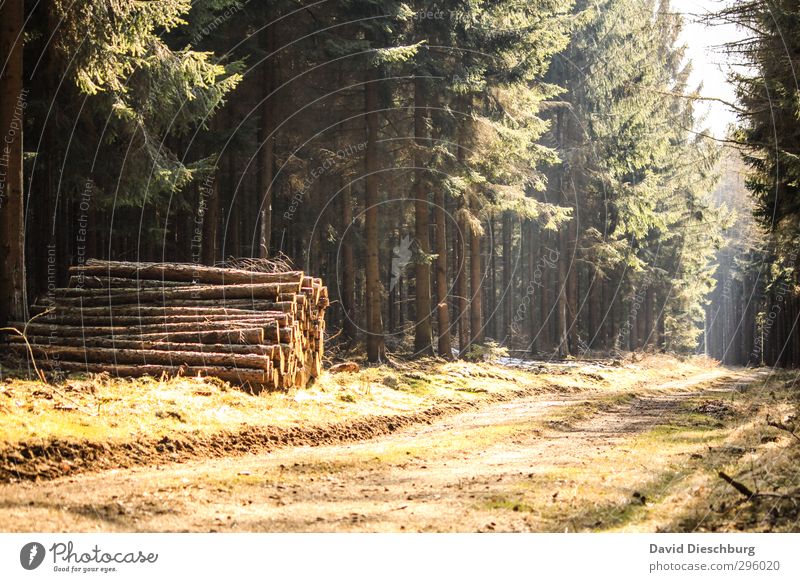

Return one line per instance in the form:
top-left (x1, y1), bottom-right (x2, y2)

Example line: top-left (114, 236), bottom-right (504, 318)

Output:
top-left (465, 340), bottom-right (510, 362)
top-left (545, 0), bottom-right (726, 352)
top-left (51, 0), bottom-right (241, 208)
top-left (724, 1), bottom-right (800, 276)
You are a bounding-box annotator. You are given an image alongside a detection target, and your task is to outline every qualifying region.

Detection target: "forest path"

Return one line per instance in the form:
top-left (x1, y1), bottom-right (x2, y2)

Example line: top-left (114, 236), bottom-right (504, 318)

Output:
top-left (0, 367), bottom-right (766, 532)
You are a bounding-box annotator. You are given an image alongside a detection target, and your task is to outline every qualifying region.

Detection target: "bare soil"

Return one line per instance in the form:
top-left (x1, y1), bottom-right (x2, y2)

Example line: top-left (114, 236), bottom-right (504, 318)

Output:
top-left (2, 366), bottom-right (785, 533)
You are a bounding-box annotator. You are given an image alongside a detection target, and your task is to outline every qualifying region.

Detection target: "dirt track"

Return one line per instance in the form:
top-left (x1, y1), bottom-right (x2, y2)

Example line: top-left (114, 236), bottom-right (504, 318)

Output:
top-left (0, 368), bottom-right (763, 532)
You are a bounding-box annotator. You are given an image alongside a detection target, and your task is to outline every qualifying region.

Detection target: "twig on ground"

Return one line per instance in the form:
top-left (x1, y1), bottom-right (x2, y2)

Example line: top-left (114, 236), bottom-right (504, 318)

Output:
top-left (718, 472), bottom-right (800, 502)
top-left (1, 308), bottom-right (54, 383)
top-left (766, 417), bottom-right (800, 443)
top-left (718, 471), bottom-right (755, 498)
top-left (2, 309), bottom-right (98, 416)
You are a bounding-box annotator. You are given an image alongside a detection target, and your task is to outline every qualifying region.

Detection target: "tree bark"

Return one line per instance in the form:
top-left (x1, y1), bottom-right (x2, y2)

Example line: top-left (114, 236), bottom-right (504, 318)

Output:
top-left (200, 169), bottom-right (219, 266)
top-left (37, 360), bottom-right (273, 388)
top-left (434, 187), bottom-right (452, 358)
top-left (456, 207), bottom-right (469, 354)
top-left (0, 0), bottom-right (27, 326)
top-left (258, 19), bottom-right (276, 258)
top-left (644, 286), bottom-right (655, 349)
top-left (487, 213), bottom-right (497, 339)
top-left (502, 212), bottom-right (513, 340)
top-left (556, 227), bottom-right (569, 357)
top-left (341, 182), bottom-right (357, 343)
top-left (7, 334), bottom-right (285, 358)
top-left (32, 303), bottom-right (295, 317)
top-left (566, 215), bottom-right (578, 352)
top-left (227, 106), bottom-right (240, 258)
top-left (70, 260), bottom-right (303, 285)
top-left (526, 221), bottom-right (538, 354)
top-left (413, 77), bottom-right (433, 355)
top-left (469, 223), bottom-right (483, 346)
top-left (364, 70), bottom-right (384, 362)
top-left (52, 281), bottom-right (300, 306)
top-left (587, 266), bottom-right (600, 350)
top-left (10, 342), bottom-right (277, 371)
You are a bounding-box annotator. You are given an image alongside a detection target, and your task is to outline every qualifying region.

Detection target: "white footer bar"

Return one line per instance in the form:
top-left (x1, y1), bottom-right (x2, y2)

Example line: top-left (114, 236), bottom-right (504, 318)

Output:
top-left (2, 533), bottom-right (798, 581)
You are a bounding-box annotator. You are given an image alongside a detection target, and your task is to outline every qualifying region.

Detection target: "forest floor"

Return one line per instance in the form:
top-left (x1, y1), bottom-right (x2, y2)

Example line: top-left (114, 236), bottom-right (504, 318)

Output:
top-left (0, 356), bottom-right (798, 532)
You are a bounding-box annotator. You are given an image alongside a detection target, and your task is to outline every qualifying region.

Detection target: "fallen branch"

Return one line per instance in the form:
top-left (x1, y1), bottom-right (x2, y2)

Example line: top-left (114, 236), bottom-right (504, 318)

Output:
top-left (766, 417), bottom-right (800, 443)
top-left (1, 310), bottom-right (99, 416)
top-left (0, 307), bottom-right (54, 383)
top-left (718, 471), bottom-right (755, 498)
top-left (718, 472), bottom-right (800, 502)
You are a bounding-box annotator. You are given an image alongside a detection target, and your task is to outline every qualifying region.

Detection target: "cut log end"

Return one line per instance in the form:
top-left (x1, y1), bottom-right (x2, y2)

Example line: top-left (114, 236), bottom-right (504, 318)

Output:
top-left (9, 260), bottom-right (328, 392)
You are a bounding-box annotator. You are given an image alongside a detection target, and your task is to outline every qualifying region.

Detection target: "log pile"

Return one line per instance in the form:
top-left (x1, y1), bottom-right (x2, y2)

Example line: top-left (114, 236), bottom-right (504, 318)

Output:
top-left (3, 259), bottom-right (328, 391)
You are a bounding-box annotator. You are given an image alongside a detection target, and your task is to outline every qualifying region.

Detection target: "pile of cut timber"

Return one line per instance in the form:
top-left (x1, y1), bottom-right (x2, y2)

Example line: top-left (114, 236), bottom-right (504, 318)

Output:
top-left (3, 260), bottom-right (328, 391)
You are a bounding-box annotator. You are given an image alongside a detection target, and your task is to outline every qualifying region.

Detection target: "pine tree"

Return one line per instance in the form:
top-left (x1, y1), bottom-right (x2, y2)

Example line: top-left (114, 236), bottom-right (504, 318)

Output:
top-left (0, 0), bottom-right (26, 326)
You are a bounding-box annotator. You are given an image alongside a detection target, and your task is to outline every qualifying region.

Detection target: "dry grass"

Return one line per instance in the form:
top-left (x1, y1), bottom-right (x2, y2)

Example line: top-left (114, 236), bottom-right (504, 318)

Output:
top-left (0, 354), bottom-right (718, 450)
top-left (475, 369), bottom-right (800, 532)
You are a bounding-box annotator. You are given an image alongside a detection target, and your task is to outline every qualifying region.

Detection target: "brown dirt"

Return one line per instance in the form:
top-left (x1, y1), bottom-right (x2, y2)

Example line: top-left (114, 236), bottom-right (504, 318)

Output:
top-left (0, 382), bottom-right (552, 484)
top-left (0, 367), bottom-right (768, 532)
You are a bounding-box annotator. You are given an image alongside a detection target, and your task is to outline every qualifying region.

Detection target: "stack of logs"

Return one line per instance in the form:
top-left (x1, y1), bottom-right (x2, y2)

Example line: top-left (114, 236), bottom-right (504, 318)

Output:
top-left (3, 260), bottom-right (328, 391)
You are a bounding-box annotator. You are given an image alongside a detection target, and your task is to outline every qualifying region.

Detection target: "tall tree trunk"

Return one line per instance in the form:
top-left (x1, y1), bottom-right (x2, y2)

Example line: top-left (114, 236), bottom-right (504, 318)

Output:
top-left (413, 77), bottom-right (433, 355)
top-left (469, 222), bottom-right (483, 346)
top-left (364, 72), bottom-right (384, 362)
top-left (610, 285), bottom-right (620, 352)
top-left (0, 0), bottom-right (27, 325)
top-left (556, 227), bottom-right (569, 357)
top-left (434, 187), bottom-right (452, 358)
top-left (540, 231), bottom-right (552, 353)
top-left (589, 267), bottom-right (602, 349)
top-left (502, 212), bottom-right (513, 340)
top-left (637, 286), bottom-right (647, 350)
top-left (198, 119), bottom-right (216, 266)
top-left (656, 293), bottom-right (665, 352)
top-left (456, 209), bottom-right (469, 354)
top-left (258, 21), bottom-right (275, 258)
top-left (487, 213), bottom-right (497, 339)
top-left (527, 221), bottom-right (538, 354)
top-left (629, 291), bottom-right (639, 352)
top-left (602, 276), bottom-right (611, 350)
top-left (201, 169), bottom-right (219, 266)
top-left (554, 110), bottom-right (569, 358)
top-left (644, 286), bottom-right (655, 349)
top-left (341, 183), bottom-right (356, 344)
top-left (566, 215), bottom-right (578, 352)
top-left (227, 106), bottom-right (240, 259)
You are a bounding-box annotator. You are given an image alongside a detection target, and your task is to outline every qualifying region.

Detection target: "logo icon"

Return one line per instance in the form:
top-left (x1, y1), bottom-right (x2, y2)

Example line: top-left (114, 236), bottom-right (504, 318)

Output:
top-left (390, 235), bottom-right (413, 292)
top-left (20, 542), bottom-right (46, 570)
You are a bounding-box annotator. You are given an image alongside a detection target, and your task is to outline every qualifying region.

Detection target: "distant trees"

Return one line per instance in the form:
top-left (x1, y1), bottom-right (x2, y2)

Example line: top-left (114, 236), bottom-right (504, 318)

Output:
top-left (704, 0), bottom-right (800, 367)
top-left (0, 0), bottom-right (26, 326)
top-left (509, 0), bottom-right (724, 357)
top-left (5, 0), bottom-right (746, 363)
top-left (18, 0), bottom-right (239, 303)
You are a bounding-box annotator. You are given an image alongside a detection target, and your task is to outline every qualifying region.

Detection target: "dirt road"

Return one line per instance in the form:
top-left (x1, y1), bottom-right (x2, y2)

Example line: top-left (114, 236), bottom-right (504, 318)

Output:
top-left (0, 368), bottom-right (765, 532)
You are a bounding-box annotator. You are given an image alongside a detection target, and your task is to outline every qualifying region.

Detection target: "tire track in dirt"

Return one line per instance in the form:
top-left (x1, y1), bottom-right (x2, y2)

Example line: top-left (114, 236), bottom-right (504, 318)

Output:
top-left (0, 368), bottom-right (762, 532)
top-left (0, 377), bottom-right (578, 484)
